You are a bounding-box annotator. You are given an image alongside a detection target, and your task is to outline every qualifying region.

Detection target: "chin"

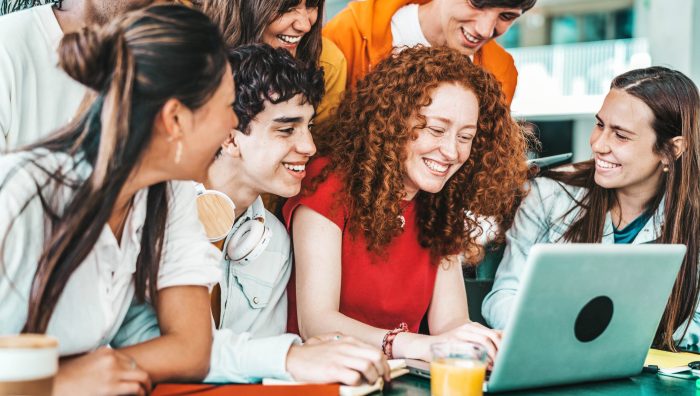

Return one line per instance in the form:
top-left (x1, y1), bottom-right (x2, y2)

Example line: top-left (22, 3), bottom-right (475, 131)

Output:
top-left (418, 183), bottom-right (447, 194)
top-left (271, 185), bottom-right (301, 199)
top-left (593, 174), bottom-right (620, 190)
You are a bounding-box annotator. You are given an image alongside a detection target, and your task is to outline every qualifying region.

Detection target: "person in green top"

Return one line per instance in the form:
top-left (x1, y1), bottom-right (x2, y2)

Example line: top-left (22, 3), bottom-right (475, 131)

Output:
top-left (483, 66), bottom-right (700, 352)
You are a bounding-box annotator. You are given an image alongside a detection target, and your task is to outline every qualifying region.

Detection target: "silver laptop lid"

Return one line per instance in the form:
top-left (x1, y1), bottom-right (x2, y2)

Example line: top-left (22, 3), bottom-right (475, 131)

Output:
top-left (486, 243), bottom-right (686, 393)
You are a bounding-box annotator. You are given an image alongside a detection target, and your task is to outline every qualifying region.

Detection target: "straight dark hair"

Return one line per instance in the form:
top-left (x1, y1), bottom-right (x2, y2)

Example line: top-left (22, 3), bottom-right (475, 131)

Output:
top-left (1, 4), bottom-right (227, 333)
top-left (543, 66), bottom-right (700, 350)
top-left (196, 0), bottom-right (324, 68)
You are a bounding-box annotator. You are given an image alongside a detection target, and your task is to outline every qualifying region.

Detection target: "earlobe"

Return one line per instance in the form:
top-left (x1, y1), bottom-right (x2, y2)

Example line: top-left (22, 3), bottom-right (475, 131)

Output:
top-left (160, 98), bottom-right (186, 141)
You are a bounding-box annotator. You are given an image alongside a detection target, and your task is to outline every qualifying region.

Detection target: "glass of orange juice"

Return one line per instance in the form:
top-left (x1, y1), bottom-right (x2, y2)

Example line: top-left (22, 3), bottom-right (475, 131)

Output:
top-left (430, 342), bottom-right (487, 396)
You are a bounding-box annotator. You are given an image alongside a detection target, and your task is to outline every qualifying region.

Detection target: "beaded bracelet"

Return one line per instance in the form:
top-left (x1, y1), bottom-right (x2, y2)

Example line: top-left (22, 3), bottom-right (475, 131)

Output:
top-left (381, 322), bottom-right (408, 359)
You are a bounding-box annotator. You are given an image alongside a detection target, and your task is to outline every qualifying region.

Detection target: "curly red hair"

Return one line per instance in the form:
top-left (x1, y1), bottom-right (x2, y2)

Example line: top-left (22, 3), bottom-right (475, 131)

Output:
top-left (311, 46), bottom-right (529, 262)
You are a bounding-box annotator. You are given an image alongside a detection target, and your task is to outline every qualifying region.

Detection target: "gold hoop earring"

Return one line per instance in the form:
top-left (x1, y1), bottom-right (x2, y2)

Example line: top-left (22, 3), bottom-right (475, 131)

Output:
top-left (175, 141), bottom-right (183, 164)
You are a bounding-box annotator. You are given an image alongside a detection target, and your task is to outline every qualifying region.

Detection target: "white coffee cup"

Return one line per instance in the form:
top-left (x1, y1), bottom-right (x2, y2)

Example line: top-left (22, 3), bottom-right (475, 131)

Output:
top-left (0, 334), bottom-right (58, 396)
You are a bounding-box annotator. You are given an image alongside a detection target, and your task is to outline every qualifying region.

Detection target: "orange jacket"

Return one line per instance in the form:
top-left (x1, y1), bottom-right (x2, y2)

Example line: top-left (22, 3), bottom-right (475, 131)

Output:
top-left (323, 0), bottom-right (518, 105)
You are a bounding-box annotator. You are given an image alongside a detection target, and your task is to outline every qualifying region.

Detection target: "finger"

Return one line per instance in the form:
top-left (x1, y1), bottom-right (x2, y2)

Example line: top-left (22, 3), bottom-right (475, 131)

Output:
top-left (452, 332), bottom-right (497, 364)
top-left (337, 354), bottom-right (379, 385)
top-left (112, 381), bottom-right (144, 396)
top-left (333, 366), bottom-right (364, 386)
top-left (336, 342), bottom-right (388, 379)
top-left (119, 367), bottom-right (151, 390)
top-left (381, 357), bottom-right (392, 382)
top-left (465, 324), bottom-right (502, 353)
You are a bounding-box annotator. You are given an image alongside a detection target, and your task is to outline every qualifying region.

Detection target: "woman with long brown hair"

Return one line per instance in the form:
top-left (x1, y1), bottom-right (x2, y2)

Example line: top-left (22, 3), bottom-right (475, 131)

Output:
top-left (283, 46), bottom-right (530, 363)
top-left (194, 0), bottom-right (346, 121)
top-left (0, 4), bottom-right (237, 394)
top-left (483, 66), bottom-right (700, 351)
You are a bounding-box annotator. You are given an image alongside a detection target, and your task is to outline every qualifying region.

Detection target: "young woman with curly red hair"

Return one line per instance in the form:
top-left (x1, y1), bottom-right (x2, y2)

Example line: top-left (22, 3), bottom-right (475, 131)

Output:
top-left (282, 46), bottom-right (529, 363)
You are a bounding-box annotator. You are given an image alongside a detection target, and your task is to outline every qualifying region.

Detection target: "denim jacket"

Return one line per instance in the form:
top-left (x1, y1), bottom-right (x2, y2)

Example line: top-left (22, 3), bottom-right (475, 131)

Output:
top-left (482, 177), bottom-right (700, 347)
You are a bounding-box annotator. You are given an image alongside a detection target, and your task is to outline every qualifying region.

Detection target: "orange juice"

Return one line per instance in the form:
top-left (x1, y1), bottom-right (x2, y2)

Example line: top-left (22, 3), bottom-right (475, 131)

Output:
top-left (430, 358), bottom-right (486, 396)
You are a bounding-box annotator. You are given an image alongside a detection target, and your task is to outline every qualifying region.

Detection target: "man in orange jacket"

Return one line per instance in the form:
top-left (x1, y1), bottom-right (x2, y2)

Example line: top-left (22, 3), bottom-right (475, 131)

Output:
top-left (324, 0), bottom-right (536, 106)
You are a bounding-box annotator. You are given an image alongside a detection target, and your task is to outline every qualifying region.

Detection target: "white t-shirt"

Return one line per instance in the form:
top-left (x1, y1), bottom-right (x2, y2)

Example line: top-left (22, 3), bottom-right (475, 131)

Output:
top-left (0, 5), bottom-right (86, 151)
top-left (391, 4), bottom-right (430, 49)
top-left (112, 197), bottom-right (300, 383)
top-left (0, 149), bottom-right (222, 356)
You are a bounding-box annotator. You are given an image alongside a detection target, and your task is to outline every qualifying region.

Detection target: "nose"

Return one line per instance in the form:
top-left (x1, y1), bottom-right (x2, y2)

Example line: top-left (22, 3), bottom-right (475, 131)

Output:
top-left (474, 12), bottom-right (499, 39)
top-left (590, 128), bottom-right (611, 154)
top-left (296, 128), bottom-right (316, 157)
top-left (292, 8), bottom-right (312, 33)
top-left (439, 134), bottom-right (459, 161)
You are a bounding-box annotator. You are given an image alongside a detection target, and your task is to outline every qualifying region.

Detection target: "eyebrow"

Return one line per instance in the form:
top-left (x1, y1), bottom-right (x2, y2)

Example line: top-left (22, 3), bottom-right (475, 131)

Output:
top-left (595, 114), bottom-right (637, 135)
top-left (272, 116), bottom-right (304, 123)
top-left (426, 115), bottom-right (477, 129)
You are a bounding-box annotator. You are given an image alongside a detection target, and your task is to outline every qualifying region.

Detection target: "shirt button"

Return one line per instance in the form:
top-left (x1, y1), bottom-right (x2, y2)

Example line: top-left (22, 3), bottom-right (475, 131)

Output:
top-left (253, 297), bottom-right (259, 304)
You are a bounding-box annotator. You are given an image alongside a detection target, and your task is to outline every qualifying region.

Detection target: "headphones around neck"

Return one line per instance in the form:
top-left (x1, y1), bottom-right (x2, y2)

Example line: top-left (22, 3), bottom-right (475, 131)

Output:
top-left (194, 184), bottom-right (271, 264)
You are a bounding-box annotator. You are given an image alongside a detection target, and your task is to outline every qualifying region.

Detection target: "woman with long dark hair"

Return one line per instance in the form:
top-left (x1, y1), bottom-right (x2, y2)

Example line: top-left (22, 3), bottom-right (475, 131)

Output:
top-left (195, 0), bottom-right (346, 121)
top-left (0, 4), bottom-right (237, 394)
top-left (483, 66), bottom-right (700, 351)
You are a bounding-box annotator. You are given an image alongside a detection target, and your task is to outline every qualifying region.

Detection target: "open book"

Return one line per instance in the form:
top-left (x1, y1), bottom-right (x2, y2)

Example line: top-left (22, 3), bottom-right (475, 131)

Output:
top-left (263, 359), bottom-right (410, 396)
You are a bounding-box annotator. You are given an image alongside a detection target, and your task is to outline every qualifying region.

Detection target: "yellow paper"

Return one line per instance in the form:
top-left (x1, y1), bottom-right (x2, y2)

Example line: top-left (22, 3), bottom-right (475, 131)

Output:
top-left (644, 348), bottom-right (699, 370)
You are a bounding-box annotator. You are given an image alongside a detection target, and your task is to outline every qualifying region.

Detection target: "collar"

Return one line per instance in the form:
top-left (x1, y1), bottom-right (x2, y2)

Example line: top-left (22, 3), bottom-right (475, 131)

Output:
top-left (602, 196), bottom-right (665, 244)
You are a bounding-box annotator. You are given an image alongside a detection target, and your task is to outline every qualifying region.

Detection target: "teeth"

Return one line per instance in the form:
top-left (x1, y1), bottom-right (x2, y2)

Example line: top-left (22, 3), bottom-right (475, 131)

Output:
top-left (284, 163), bottom-right (306, 172)
top-left (278, 35), bottom-right (301, 44)
top-left (423, 158), bottom-right (449, 173)
top-left (596, 159), bottom-right (620, 169)
top-left (461, 27), bottom-right (480, 44)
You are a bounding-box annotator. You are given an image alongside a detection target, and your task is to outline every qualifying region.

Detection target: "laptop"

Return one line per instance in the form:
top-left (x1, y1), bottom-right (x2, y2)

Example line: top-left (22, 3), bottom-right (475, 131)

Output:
top-left (407, 243), bottom-right (686, 392)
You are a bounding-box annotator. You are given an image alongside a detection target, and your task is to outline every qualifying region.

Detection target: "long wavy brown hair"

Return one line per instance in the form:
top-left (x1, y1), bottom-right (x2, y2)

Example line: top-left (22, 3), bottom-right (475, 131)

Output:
top-left (543, 67), bottom-right (700, 351)
top-left (193, 0), bottom-right (323, 68)
top-left (310, 46), bottom-right (529, 261)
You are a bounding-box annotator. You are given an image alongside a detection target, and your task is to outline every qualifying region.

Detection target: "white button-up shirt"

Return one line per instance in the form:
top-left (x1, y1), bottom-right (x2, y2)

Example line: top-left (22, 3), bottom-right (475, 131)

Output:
top-left (112, 196), bottom-right (300, 382)
top-left (0, 149), bottom-right (221, 355)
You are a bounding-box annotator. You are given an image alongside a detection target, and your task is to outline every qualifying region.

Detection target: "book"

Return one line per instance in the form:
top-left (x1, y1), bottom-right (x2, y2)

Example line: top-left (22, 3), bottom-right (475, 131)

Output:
top-left (263, 359), bottom-right (410, 396)
top-left (152, 383), bottom-right (339, 395)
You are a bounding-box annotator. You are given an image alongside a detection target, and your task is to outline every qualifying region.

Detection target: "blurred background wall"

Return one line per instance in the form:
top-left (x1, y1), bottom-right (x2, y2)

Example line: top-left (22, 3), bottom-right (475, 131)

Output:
top-left (3, 0), bottom-right (698, 161)
top-left (326, 0), bottom-right (700, 161)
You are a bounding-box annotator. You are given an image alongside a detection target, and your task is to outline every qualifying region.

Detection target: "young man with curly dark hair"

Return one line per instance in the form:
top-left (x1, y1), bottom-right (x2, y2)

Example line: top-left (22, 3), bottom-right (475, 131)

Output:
top-left (284, 45), bottom-right (530, 364)
top-left (113, 44), bottom-right (390, 386)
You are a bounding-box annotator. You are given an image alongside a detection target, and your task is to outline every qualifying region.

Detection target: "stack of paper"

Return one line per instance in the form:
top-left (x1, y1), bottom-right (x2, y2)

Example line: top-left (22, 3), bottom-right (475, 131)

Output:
top-left (644, 348), bottom-right (699, 374)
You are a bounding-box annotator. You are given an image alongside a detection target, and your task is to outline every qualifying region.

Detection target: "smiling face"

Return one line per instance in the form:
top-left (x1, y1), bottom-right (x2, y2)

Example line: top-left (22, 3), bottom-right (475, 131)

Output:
top-left (182, 63), bottom-right (238, 182)
top-left (435, 0), bottom-right (523, 56)
top-left (234, 94), bottom-right (316, 197)
top-left (403, 83), bottom-right (478, 199)
top-left (590, 88), bottom-right (665, 196)
top-left (261, 0), bottom-right (319, 57)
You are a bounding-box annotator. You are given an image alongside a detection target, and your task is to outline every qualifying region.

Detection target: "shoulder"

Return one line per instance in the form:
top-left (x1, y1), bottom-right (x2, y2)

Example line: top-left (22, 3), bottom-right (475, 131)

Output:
top-left (0, 149), bottom-right (83, 187)
top-left (0, 5), bottom-right (55, 53)
top-left (522, 176), bottom-right (586, 218)
top-left (477, 40), bottom-right (516, 77)
top-left (320, 37), bottom-right (347, 73)
top-left (263, 209), bottom-right (291, 255)
top-left (529, 176), bottom-right (584, 200)
top-left (282, 157), bottom-right (346, 229)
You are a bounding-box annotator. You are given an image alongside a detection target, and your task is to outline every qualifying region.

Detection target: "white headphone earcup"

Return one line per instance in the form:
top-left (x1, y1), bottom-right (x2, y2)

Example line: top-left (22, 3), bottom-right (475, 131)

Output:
top-left (227, 218), bottom-right (272, 263)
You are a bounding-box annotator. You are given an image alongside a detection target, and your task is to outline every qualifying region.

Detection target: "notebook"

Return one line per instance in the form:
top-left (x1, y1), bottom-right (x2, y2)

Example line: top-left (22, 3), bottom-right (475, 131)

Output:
top-left (263, 359), bottom-right (409, 396)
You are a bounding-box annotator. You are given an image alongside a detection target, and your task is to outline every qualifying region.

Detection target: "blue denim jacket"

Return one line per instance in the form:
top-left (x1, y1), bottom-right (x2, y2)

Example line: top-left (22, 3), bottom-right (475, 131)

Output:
top-left (482, 177), bottom-right (700, 347)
